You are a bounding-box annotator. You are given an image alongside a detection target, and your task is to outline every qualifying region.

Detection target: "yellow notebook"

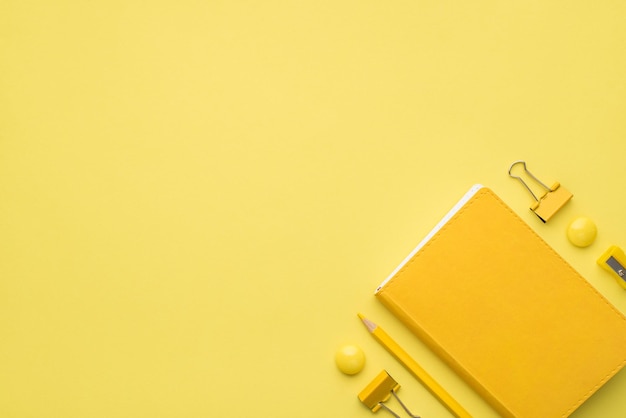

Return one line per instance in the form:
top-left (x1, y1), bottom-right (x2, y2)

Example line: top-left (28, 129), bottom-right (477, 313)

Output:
top-left (376, 185), bottom-right (626, 418)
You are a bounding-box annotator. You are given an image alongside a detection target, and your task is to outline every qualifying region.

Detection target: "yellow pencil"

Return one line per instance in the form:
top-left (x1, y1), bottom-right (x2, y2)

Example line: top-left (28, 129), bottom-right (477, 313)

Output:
top-left (358, 313), bottom-right (472, 418)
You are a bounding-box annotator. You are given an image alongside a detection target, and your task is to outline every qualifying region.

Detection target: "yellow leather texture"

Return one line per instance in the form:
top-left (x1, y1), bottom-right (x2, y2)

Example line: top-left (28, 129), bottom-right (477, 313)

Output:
top-left (377, 187), bottom-right (626, 418)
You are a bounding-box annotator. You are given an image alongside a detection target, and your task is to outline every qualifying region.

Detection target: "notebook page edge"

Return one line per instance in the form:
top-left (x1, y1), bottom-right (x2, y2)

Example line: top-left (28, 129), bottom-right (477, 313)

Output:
top-left (375, 183), bottom-right (484, 294)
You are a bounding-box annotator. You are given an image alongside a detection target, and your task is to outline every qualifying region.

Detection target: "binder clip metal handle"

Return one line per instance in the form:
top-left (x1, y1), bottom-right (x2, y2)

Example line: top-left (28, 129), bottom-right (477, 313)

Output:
top-left (508, 160), bottom-right (573, 223)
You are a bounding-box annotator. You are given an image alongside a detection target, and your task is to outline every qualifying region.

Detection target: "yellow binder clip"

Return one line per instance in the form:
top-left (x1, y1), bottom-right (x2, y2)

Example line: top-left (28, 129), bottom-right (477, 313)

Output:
top-left (358, 370), bottom-right (420, 418)
top-left (508, 160), bottom-right (573, 223)
top-left (597, 246), bottom-right (626, 289)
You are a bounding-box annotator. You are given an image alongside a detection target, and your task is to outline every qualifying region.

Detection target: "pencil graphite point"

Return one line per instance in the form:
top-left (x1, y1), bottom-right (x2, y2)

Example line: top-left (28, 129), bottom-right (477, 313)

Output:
top-left (358, 314), bottom-right (377, 333)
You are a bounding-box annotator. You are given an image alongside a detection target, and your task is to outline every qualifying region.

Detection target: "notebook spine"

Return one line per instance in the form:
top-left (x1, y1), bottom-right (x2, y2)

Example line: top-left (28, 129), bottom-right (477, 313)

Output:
top-left (376, 290), bottom-right (514, 418)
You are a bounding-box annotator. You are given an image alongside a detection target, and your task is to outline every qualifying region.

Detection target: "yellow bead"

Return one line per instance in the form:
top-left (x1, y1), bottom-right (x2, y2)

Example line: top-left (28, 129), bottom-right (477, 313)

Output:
top-left (567, 216), bottom-right (597, 248)
top-left (335, 344), bottom-right (365, 375)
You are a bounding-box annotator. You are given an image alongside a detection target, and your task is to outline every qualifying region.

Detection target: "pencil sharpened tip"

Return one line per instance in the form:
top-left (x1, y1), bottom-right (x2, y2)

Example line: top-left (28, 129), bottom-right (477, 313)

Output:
top-left (358, 314), bottom-right (377, 333)
top-left (357, 313), bottom-right (365, 320)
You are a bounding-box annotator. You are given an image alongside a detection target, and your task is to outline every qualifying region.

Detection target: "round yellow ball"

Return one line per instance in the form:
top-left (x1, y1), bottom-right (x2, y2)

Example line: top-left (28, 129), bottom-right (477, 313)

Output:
top-left (335, 344), bottom-right (365, 375)
top-left (567, 216), bottom-right (597, 248)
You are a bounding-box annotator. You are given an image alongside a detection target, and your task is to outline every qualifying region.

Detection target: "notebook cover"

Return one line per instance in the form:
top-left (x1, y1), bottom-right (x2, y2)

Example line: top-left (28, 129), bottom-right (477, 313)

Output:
top-left (376, 185), bottom-right (626, 418)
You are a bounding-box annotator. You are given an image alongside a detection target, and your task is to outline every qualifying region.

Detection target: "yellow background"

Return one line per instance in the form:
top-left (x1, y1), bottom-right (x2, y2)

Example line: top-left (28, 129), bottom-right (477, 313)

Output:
top-left (1, 1), bottom-right (625, 417)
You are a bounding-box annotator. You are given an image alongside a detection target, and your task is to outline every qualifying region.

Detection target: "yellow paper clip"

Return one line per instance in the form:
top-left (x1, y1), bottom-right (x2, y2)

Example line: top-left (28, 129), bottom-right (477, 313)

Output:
top-left (358, 370), bottom-right (420, 418)
top-left (597, 246), bottom-right (626, 289)
top-left (508, 160), bottom-right (573, 223)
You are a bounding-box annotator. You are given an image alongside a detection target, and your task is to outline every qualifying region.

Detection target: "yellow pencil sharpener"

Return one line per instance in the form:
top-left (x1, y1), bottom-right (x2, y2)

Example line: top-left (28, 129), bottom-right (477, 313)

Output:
top-left (597, 246), bottom-right (626, 289)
